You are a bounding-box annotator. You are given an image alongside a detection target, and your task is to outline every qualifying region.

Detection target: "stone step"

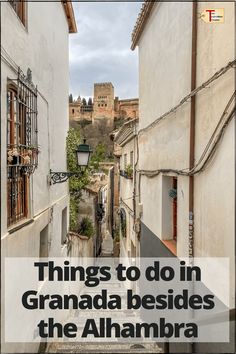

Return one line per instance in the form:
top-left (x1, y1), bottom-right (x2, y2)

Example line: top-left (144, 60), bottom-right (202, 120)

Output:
top-left (47, 342), bottom-right (163, 353)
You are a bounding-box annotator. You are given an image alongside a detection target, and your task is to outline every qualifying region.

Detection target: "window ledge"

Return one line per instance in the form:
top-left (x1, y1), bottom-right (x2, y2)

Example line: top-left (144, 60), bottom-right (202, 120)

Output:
top-left (8, 218), bottom-right (34, 234)
top-left (162, 239), bottom-right (177, 256)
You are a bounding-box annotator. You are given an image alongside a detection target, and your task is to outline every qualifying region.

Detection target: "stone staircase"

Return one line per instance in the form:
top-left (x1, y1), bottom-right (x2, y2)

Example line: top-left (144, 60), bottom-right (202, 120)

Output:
top-left (46, 279), bottom-right (163, 353)
top-left (46, 235), bottom-right (163, 353)
top-left (47, 342), bottom-right (162, 353)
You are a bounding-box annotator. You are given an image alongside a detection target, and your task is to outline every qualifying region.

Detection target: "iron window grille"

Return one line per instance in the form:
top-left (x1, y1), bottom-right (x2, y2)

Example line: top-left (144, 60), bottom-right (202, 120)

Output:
top-left (7, 68), bottom-right (38, 226)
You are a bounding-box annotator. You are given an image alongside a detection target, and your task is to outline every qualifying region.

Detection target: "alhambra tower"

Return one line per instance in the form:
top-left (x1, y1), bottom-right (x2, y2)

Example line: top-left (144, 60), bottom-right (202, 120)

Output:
top-left (93, 82), bottom-right (115, 122)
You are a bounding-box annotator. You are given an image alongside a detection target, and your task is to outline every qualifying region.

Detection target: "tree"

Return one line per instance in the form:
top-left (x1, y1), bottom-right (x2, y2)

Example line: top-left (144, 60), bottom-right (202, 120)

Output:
top-left (82, 98), bottom-right (87, 106)
top-left (89, 143), bottom-right (106, 171)
top-left (69, 93), bottom-right (73, 103)
top-left (66, 127), bottom-right (89, 231)
top-left (88, 97), bottom-right (93, 106)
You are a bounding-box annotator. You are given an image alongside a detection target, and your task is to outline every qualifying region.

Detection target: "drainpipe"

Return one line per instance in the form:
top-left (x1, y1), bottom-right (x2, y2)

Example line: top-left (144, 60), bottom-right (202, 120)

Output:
top-left (189, 2), bottom-right (198, 259)
top-left (189, 3), bottom-right (198, 354)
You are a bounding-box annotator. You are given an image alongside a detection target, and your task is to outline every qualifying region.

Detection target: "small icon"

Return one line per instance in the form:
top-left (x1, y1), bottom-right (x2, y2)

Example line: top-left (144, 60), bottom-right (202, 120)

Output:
top-left (200, 9), bottom-right (224, 23)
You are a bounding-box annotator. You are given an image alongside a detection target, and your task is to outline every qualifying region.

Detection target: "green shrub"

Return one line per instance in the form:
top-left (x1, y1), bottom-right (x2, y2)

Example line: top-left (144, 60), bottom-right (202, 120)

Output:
top-left (66, 128), bottom-right (90, 232)
top-left (125, 164), bottom-right (133, 178)
top-left (79, 217), bottom-right (94, 238)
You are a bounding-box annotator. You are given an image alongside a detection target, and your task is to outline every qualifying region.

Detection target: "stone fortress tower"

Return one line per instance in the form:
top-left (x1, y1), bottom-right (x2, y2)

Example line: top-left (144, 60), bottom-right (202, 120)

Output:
top-left (93, 82), bottom-right (114, 121)
top-left (69, 82), bottom-right (138, 125)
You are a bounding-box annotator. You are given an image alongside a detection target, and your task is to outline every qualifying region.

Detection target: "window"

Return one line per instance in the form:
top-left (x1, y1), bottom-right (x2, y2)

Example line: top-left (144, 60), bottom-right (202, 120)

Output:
top-left (161, 176), bottom-right (178, 255)
top-left (124, 154), bottom-right (127, 169)
top-left (72, 108), bottom-right (75, 114)
top-left (40, 225), bottom-right (49, 258)
top-left (130, 151), bottom-right (134, 166)
top-left (120, 208), bottom-right (127, 238)
top-left (7, 69), bottom-right (38, 227)
top-left (61, 207), bottom-right (68, 245)
top-left (9, 0), bottom-right (26, 26)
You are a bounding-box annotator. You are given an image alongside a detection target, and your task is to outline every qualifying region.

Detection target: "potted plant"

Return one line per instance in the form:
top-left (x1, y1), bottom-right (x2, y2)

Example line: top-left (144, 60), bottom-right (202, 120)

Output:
top-left (125, 164), bottom-right (133, 179)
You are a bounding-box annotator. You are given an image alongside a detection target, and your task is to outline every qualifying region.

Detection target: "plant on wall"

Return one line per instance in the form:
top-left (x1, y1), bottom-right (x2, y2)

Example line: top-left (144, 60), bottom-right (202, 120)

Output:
top-left (79, 217), bottom-right (94, 238)
top-left (89, 142), bottom-right (106, 171)
top-left (66, 127), bottom-right (89, 231)
top-left (125, 164), bottom-right (133, 179)
top-left (113, 225), bottom-right (120, 243)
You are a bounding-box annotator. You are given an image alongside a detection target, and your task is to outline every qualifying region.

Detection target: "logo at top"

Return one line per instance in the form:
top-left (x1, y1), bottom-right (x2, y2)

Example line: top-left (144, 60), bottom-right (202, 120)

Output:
top-left (201, 9), bottom-right (224, 23)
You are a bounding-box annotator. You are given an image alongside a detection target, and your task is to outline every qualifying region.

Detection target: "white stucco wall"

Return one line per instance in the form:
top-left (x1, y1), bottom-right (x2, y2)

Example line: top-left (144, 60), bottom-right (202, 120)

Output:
top-left (137, 0), bottom-right (235, 287)
top-left (139, 2), bottom-right (193, 130)
top-left (1, 0), bottom-right (70, 254)
top-left (193, 2), bottom-right (235, 309)
top-left (119, 135), bottom-right (139, 258)
top-left (1, 1), bottom-right (72, 352)
top-left (138, 2), bottom-right (192, 257)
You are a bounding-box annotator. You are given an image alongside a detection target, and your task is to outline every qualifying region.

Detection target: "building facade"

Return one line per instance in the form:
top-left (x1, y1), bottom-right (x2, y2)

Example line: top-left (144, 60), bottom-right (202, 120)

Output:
top-left (1, 1), bottom-right (76, 352)
top-left (113, 119), bottom-right (139, 260)
top-left (131, 1), bottom-right (235, 352)
top-left (78, 173), bottom-right (108, 257)
top-left (69, 82), bottom-right (138, 125)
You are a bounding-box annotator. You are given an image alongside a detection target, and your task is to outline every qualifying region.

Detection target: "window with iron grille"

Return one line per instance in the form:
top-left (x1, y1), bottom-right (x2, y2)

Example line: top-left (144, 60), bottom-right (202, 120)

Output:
top-left (8, 0), bottom-right (26, 26)
top-left (7, 68), bottom-right (38, 227)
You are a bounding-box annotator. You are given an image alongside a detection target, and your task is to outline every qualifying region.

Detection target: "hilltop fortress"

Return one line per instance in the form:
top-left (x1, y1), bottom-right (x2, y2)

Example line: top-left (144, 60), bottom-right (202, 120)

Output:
top-left (69, 82), bottom-right (138, 124)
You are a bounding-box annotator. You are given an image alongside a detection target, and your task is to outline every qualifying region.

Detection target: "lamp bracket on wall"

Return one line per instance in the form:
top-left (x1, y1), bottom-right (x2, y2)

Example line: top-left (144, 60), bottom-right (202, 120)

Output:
top-left (49, 169), bottom-right (84, 185)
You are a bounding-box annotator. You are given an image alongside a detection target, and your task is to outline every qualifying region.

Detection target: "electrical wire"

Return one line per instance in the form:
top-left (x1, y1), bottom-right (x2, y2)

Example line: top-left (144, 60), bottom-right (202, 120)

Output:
top-left (138, 60), bottom-right (236, 136)
top-left (137, 91), bottom-right (236, 178)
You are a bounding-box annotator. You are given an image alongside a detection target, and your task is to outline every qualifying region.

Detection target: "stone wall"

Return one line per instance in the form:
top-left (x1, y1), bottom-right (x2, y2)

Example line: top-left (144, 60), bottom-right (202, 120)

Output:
top-left (114, 98), bottom-right (139, 120)
top-left (93, 82), bottom-right (114, 121)
top-left (68, 232), bottom-right (94, 258)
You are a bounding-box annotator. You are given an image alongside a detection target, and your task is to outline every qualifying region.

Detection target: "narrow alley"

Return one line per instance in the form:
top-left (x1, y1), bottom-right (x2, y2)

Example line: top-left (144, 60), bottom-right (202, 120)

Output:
top-left (46, 234), bottom-right (162, 353)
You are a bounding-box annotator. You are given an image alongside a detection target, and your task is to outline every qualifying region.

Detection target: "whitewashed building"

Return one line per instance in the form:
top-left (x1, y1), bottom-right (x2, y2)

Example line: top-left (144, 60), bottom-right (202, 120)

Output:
top-left (131, 1), bottom-right (235, 352)
top-left (114, 119), bottom-right (139, 259)
top-left (1, 1), bottom-right (77, 352)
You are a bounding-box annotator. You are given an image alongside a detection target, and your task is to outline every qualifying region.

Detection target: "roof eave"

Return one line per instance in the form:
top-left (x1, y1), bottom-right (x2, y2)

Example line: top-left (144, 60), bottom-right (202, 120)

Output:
top-left (131, 1), bottom-right (156, 50)
top-left (62, 1), bottom-right (77, 34)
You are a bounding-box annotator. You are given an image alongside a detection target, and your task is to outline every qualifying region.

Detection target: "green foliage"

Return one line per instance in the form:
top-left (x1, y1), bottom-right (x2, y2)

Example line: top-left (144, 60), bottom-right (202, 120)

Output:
top-left (67, 128), bottom-right (89, 231)
top-left (69, 197), bottom-right (79, 232)
top-left (79, 217), bottom-right (94, 238)
top-left (90, 143), bottom-right (106, 171)
top-left (69, 93), bottom-right (73, 103)
top-left (67, 127), bottom-right (89, 193)
top-left (125, 164), bottom-right (133, 178)
top-left (82, 98), bottom-right (87, 106)
top-left (113, 226), bottom-right (120, 243)
top-left (88, 97), bottom-right (93, 106)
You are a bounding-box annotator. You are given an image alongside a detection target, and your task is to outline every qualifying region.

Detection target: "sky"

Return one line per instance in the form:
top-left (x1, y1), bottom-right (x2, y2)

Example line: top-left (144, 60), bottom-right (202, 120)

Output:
top-left (69, 1), bottom-right (142, 101)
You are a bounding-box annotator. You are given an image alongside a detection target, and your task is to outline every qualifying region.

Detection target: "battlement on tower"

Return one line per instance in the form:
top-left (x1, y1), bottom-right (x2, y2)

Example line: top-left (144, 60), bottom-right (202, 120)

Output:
top-left (94, 82), bottom-right (114, 88)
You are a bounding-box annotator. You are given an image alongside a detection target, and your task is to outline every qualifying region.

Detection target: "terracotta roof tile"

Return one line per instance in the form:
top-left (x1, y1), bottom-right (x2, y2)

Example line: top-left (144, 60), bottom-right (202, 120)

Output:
top-left (131, 1), bottom-right (156, 50)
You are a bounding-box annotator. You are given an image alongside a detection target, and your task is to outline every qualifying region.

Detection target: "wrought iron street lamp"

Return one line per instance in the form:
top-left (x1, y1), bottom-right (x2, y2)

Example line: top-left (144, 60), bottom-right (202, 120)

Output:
top-left (50, 140), bottom-right (92, 184)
